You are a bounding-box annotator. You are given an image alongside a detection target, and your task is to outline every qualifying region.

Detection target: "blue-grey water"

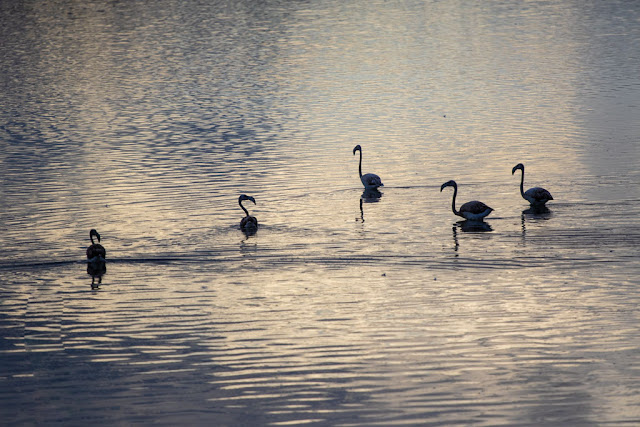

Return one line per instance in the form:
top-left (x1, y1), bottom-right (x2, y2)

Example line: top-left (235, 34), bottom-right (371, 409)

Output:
top-left (1, 0), bottom-right (640, 425)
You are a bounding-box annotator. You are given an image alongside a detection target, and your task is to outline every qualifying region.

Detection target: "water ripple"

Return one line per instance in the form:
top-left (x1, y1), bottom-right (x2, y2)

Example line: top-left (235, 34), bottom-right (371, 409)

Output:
top-left (2, 0), bottom-right (640, 425)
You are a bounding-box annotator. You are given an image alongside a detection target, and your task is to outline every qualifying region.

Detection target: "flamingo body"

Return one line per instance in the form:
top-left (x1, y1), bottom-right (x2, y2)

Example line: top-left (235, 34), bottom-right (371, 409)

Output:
top-left (353, 145), bottom-right (383, 190)
top-left (522, 187), bottom-right (553, 205)
top-left (459, 200), bottom-right (494, 221)
top-left (512, 163), bottom-right (553, 205)
top-left (361, 172), bottom-right (383, 190)
top-left (240, 215), bottom-right (258, 230)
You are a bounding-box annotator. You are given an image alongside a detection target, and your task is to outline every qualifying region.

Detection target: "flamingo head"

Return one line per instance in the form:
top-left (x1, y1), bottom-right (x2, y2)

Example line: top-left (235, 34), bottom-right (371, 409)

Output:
top-left (89, 229), bottom-right (101, 243)
top-left (440, 180), bottom-right (457, 192)
top-left (239, 194), bottom-right (256, 205)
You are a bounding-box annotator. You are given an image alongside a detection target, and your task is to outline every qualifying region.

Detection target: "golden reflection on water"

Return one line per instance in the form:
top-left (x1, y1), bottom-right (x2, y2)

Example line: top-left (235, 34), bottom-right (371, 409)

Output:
top-left (275, 0), bottom-right (589, 191)
top-left (1, 0), bottom-right (640, 425)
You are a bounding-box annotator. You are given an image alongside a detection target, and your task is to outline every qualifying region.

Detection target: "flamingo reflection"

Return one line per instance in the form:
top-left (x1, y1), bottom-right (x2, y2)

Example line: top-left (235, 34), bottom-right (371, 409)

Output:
top-left (87, 258), bottom-right (106, 288)
top-left (357, 189), bottom-right (382, 222)
top-left (521, 206), bottom-right (552, 242)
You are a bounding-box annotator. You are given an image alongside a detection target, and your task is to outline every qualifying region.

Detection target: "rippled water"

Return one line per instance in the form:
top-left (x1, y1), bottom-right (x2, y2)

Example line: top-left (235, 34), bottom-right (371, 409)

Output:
top-left (2, 0), bottom-right (640, 425)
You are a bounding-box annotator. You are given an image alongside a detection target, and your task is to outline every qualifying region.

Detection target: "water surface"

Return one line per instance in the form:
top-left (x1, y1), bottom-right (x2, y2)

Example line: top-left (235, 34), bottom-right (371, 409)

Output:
top-left (1, 0), bottom-right (639, 425)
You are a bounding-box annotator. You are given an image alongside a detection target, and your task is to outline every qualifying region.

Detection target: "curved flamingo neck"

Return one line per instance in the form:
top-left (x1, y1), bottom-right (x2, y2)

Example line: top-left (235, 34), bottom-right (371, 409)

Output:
top-left (90, 231), bottom-right (99, 245)
top-left (357, 149), bottom-right (363, 178)
top-left (450, 184), bottom-right (460, 216)
top-left (239, 199), bottom-right (249, 217)
top-left (518, 167), bottom-right (526, 198)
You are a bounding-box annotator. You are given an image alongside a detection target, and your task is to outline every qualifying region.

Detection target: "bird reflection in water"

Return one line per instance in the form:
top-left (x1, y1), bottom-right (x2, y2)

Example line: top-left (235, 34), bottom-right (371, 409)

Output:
top-left (241, 225), bottom-right (258, 238)
top-left (357, 198), bottom-right (365, 223)
top-left (87, 257), bottom-right (106, 289)
top-left (357, 189), bottom-right (382, 222)
top-left (523, 205), bottom-right (551, 217)
top-left (457, 220), bottom-right (493, 233)
top-left (521, 206), bottom-right (552, 240)
top-left (452, 224), bottom-right (459, 255)
top-left (362, 188), bottom-right (382, 202)
top-left (452, 220), bottom-right (492, 255)
top-left (239, 237), bottom-right (258, 259)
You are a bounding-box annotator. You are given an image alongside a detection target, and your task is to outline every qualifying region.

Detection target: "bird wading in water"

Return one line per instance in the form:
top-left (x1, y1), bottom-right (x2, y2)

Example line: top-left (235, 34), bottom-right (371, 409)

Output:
top-left (512, 163), bottom-right (553, 206)
top-left (353, 145), bottom-right (383, 190)
top-left (440, 180), bottom-right (493, 221)
top-left (86, 229), bottom-right (106, 261)
top-left (86, 229), bottom-right (106, 287)
top-left (238, 195), bottom-right (258, 232)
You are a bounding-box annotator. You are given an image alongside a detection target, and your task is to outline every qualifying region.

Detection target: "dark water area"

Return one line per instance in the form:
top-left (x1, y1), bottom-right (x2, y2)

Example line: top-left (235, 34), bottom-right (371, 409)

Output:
top-left (1, 0), bottom-right (640, 425)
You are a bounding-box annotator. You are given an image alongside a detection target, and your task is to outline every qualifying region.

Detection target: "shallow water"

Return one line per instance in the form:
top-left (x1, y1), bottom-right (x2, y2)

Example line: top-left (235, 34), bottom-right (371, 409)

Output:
top-left (1, 0), bottom-right (640, 425)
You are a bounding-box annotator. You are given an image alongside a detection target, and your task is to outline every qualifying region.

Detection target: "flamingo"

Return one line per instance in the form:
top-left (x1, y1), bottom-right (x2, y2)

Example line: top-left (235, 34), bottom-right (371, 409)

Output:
top-left (238, 195), bottom-right (258, 231)
top-left (86, 229), bottom-right (106, 260)
top-left (353, 145), bottom-right (383, 190)
top-left (440, 180), bottom-right (493, 221)
top-left (512, 163), bottom-right (553, 206)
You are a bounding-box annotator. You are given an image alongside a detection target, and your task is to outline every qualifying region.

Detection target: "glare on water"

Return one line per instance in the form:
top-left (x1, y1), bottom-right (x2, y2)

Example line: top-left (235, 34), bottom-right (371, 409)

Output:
top-left (1, 0), bottom-right (639, 425)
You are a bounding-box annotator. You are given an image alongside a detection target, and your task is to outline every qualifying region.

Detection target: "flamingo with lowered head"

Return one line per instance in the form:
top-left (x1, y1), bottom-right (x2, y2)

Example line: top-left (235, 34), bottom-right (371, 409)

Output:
top-left (238, 195), bottom-right (258, 231)
top-left (353, 145), bottom-right (383, 190)
top-left (440, 180), bottom-right (493, 221)
top-left (86, 229), bottom-right (106, 260)
top-left (512, 163), bottom-right (553, 206)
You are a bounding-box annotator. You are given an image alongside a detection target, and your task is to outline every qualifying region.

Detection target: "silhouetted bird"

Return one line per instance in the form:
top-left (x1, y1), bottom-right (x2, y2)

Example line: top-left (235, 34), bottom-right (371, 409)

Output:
top-left (440, 180), bottom-right (493, 221)
top-left (512, 163), bottom-right (553, 206)
top-left (353, 145), bottom-right (383, 190)
top-left (238, 195), bottom-right (258, 232)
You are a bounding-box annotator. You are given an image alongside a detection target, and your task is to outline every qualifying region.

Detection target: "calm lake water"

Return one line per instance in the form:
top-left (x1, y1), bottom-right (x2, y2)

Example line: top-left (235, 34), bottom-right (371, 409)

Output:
top-left (1, 0), bottom-right (640, 425)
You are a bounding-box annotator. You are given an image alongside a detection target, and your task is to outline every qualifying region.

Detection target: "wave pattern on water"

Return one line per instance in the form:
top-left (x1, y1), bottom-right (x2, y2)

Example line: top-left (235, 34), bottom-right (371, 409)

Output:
top-left (2, 263), bottom-right (639, 425)
top-left (2, 0), bottom-right (640, 425)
